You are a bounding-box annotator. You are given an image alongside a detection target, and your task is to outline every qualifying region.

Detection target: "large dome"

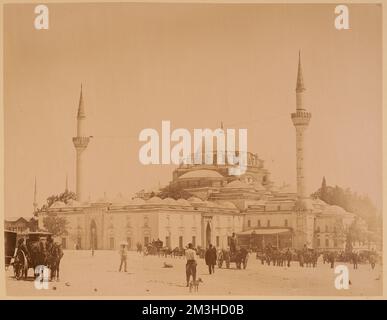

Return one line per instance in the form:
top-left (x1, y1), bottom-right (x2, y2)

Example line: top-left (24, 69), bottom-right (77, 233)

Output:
top-left (179, 169), bottom-right (223, 179)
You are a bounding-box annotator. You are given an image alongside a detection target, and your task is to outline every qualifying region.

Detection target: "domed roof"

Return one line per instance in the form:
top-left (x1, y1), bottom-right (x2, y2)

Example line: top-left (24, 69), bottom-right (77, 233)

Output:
top-left (163, 197), bottom-right (177, 205)
top-left (51, 201), bottom-right (66, 208)
top-left (322, 205), bottom-right (347, 216)
top-left (176, 198), bottom-right (191, 206)
top-left (203, 201), bottom-right (218, 208)
top-left (188, 197), bottom-right (204, 204)
top-left (147, 196), bottom-right (163, 204)
top-left (313, 198), bottom-right (327, 206)
top-left (179, 170), bottom-right (223, 179)
top-left (225, 180), bottom-right (252, 189)
top-left (66, 199), bottom-right (81, 207)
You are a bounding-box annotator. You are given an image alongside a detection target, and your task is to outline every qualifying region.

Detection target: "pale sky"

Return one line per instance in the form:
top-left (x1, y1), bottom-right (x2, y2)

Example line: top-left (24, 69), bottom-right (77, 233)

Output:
top-left (4, 3), bottom-right (382, 218)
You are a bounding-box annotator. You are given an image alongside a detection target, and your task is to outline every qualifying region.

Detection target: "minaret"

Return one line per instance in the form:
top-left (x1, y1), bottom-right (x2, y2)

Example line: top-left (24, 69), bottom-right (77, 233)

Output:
top-left (291, 51), bottom-right (311, 199)
top-left (33, 176), bottom-right (38, 213)
top-left (65, 173), bottom-right (69, 192)
top-left (72, 84), bottom-right (90, 202)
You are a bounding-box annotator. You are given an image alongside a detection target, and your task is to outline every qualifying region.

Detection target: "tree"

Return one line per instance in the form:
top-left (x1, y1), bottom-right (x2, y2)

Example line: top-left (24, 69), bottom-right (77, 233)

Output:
top-left (311, 181), bottom-right (380, 232)
top-left (157, 186), bottom-right (193, 200)
top-left (43, 213), bottom-right (69, 237)
top-left (35, 189), bottom-right (77, 216)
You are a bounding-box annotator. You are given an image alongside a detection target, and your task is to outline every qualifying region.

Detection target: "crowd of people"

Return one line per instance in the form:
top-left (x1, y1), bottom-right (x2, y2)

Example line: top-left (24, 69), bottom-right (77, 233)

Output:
top-left (116, 236), bottom-right (379, 288)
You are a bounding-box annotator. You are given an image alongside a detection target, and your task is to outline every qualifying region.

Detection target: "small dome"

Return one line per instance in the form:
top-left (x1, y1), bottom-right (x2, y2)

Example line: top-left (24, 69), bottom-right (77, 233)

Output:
top-left (188, 197), bottom-right (203, 204)
top-left (323, 205), bottom-right (347, 215)
top-left (176, 198), bottom-right (191, 206)
top-left (179, 170), bottom-right (223, 179)
top-left (163, 197), bottom-right (177, 205)
top-left (51, 201), bottom-right (66, 208)
top-left (66, 199), bottom-right (81, 207)
top-left (204, 201), bottom-right (217, 208)
top-left (225, 180), bottom-right (252, 189)
top-left (313, 198), bottom-right (327, 206)
top-left (147, 196), bottom-right (163, 204)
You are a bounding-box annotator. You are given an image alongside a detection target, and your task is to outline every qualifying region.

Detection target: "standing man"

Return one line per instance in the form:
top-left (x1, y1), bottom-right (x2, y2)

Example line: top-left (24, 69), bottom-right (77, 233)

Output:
top-left (205, 244), bottom-right (217, 274)
top-left (286, 248), bottom-right (292, 267)
top-left (185, 243), bottom-right (197, 287)
top-left (352, 251), bottom-right (358, 270)
top-left (230, 233), bottom-right (237, 253)
top-left (118, 243), bottom-right (128, 272)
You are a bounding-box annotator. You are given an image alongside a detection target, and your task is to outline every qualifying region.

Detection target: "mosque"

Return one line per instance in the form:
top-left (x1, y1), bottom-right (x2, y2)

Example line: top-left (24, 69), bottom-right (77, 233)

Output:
top-left (36, 54), bottom-right (360, 251)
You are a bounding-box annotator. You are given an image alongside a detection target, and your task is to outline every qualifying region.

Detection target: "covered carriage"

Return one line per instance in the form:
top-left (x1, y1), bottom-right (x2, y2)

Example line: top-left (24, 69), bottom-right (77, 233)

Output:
top-left (13, 231), bottom-right (53, 280)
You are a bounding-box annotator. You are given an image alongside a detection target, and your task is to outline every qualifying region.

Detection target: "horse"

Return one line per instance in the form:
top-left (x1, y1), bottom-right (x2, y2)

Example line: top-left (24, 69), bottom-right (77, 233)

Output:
top-left (48, 243), bottom-right (64, 281)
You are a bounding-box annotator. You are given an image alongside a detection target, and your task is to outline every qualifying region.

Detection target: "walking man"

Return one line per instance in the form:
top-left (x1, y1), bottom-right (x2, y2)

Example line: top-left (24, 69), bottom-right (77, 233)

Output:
top-left (118, 242), bottom-right (128, 272)
top-left (352, 251), bottom-right (358, 270)
top-left (185, 243), bottom-right (197, 287)
top-left (205, 244), bottom-right (217, 274)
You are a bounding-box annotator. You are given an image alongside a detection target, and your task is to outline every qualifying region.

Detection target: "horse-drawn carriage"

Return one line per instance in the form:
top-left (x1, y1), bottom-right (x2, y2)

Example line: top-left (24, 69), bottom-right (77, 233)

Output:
top-left (217, 246), bottom-right (249, 269)
top-left (145, 239), bottom-right (163, 255)
top-left (12, 231), bottom-right (63, 281)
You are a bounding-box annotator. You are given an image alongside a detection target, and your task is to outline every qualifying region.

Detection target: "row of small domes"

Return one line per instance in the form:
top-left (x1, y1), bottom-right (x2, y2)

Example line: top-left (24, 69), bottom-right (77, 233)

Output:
top-left (50, 196), bottom-right (237, 209)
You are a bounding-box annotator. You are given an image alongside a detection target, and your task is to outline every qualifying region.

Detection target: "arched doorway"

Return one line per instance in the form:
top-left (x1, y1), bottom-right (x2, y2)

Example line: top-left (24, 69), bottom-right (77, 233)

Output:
top-left (206, 222), bottom-right (212, 248)
top-left (90, 220), bottom-right (97, 250)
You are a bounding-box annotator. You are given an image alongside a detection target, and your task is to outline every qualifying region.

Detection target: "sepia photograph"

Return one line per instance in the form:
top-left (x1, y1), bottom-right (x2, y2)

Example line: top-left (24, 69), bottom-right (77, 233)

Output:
top-left (2, 2), bottom-right (383, 298)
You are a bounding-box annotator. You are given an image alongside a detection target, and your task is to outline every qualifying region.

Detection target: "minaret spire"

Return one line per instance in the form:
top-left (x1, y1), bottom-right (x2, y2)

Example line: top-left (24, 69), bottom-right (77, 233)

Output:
top-left (73, 84), bottom-right (90, 202)
top-left (296, 50), bottom-right (305, 93)
top-left (77, 84), bottom-right (85, 119)
top-left (291, 51), bottom-right (311, 199)
top-left (33, 176), bottom-right (38, 213)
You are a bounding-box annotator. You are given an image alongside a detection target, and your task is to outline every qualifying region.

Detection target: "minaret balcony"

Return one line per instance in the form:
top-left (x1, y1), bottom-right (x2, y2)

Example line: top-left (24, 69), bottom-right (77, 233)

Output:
top-left (291, 111), bottom-right (311, 126)
top-left (73, 136), bottom-right (90, 148)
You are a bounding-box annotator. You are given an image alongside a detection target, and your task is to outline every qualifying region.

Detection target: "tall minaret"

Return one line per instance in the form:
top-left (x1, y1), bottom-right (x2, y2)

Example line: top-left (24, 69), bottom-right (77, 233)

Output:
top-left (33, 176), bottom-right (38, 213)
top-left (72, 85), bottom-right (90, 202)
top-left (291, 51), bottom-right (311, 199)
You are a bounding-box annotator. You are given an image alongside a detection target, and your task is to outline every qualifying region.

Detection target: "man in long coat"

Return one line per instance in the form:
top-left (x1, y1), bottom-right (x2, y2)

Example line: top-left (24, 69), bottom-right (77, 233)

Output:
top-left (205, 244), bottom-right (217, 274)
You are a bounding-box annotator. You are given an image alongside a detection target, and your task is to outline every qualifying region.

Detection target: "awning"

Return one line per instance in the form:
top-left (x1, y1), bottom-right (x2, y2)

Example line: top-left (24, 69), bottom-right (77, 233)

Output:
top-left (237, 228), bottom-right (291, 236)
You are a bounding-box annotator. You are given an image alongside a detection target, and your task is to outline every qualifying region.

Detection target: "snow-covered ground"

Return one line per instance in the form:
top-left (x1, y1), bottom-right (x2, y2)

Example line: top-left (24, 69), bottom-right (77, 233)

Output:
top-left (6, 250), bottom-right (382, 297)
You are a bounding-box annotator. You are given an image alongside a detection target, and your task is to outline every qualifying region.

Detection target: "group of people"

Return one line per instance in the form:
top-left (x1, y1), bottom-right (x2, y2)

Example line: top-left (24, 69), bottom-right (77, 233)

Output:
top-left (185, 242), bottom-right (218, 287)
